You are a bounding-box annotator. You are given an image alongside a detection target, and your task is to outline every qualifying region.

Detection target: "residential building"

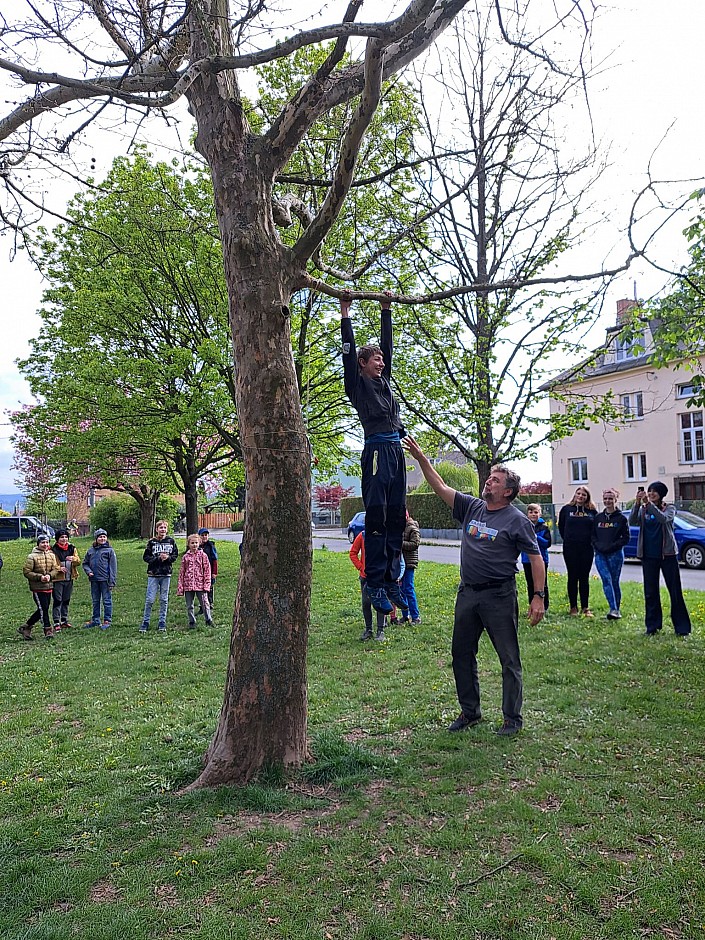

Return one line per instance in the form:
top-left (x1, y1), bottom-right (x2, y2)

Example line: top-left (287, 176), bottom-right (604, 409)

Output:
top-left (547, 299), bottom-right (705, 505)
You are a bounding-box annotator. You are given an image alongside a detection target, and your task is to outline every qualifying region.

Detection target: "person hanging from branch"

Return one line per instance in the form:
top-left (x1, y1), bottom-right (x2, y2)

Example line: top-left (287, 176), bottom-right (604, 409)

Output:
top-left (340, 290), bottom-right (409, 616)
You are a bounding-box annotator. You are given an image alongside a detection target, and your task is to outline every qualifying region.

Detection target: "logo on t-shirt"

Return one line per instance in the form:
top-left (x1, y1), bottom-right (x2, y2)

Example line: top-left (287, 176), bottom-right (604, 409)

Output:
top-left (343, 342), bottom-right (351, 354)
top-left (467, 519), bottom-right (498, 541)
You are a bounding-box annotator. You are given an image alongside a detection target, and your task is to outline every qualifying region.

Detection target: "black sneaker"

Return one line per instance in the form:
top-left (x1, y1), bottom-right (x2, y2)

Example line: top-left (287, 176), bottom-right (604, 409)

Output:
top-left (359, 627), bottom-right (374, 641)
top-left (375, 628), bottom-right (386, 642)
top-left (494, 721), bottom-right (521, 736)
top-left (448, 713), bottom-right (481, 732)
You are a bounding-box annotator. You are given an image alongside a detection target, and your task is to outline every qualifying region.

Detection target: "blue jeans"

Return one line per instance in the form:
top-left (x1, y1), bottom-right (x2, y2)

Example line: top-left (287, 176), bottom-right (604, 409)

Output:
top-left (90, 580), bottom-right (112, 624)
top-left (594, 550), bottom-right (624, 611)
top-left (142, 576), bottom-right (171, 630)
top-left (401, 567), bottom-right (419, 620)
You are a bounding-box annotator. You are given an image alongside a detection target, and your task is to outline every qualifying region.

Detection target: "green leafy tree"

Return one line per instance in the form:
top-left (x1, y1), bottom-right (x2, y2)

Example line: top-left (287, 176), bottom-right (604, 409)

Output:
top-left (18, 152), bottom-right (240, 534)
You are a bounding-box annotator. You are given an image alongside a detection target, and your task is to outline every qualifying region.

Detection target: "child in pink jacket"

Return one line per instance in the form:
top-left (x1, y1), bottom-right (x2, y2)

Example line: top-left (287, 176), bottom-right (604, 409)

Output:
top-left (177, 534), bottom-right (213, 628)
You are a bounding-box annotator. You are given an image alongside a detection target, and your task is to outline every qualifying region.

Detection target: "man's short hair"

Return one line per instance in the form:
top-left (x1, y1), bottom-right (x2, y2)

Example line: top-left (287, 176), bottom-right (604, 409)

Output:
top-left (357, 344), bottom-right (382, 365)
top-left (492, 464), bottom-right (521, 501)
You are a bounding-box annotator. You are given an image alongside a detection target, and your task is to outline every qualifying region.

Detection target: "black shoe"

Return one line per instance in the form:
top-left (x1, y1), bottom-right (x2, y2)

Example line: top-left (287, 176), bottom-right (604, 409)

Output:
top-left (359, 627), bottom-right (373, 641)
top-left (494, 720), bottom-right (521, 736)
top-left (375, 628), bottom-right (386, 642)
top-left (448, 712), bottom-right (481, 732)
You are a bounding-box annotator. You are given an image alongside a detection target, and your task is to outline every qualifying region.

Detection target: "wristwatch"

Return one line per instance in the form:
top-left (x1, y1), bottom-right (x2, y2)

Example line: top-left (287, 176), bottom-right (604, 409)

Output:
top-left (532, 591), bottom-right (546, 599)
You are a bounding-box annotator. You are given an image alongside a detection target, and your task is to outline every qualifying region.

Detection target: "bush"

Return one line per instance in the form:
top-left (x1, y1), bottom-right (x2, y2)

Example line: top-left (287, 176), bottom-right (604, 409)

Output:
top-left (411, 460), bottom-right (478, 496)
top-left (340, 491), bottom-right (460, 530)
top-left (90, 494), bottom-right (181, 538)
top-left (231, 519), bottom-right (245, 532)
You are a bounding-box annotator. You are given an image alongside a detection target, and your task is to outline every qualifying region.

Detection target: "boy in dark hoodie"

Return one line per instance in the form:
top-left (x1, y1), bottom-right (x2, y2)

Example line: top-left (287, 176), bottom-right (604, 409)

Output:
top-left (51, 528), bottom-right (81, 630)
top-left (139, 520), bottom-right (179, 634)
top-left (340, 291), bottom-right (408, 616)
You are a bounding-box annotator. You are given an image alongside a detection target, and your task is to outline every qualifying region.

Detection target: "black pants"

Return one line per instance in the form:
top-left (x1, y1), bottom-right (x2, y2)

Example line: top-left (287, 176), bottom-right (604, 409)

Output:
top-left (361, 440), bottom-right (406, 590)
top-left (522, 561), bottom-right (549, 611)
top-left (452, 580), bottom-right (523, 728)
top-left (642, 555), bottom-right (692, 635)
top-left (28, 591), bottom-right (52, 632)
top-left (563, 541), bottom-right (593, 609)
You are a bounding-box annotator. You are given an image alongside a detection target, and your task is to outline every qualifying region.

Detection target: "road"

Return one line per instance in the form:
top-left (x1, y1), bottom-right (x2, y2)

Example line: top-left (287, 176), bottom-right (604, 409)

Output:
top-left (218, 528), bottom-right (705, 591)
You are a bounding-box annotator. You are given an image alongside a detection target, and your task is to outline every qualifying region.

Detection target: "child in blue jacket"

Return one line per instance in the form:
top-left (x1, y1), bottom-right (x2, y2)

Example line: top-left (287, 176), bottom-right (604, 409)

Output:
top-left (82, 528), bottom-right (118, 629)
top-left (521, 504), bottom-right (551, 612)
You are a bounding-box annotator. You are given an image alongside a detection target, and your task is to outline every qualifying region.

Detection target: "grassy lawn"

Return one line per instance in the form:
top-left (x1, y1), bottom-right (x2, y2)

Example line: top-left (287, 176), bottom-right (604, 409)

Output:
top-left (1, 537), bottom-right (703, 939)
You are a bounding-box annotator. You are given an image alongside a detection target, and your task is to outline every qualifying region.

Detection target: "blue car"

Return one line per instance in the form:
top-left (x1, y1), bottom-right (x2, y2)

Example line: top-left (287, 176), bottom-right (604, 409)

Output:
top-left (624, 509), bottom-right (705, 569)
top-left (347, 511), bottom-right (366, 543)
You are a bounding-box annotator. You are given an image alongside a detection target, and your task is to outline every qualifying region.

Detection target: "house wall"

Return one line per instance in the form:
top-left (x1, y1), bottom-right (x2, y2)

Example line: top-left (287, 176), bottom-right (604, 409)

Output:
top-left (550, 358), bottom-right (705, 507)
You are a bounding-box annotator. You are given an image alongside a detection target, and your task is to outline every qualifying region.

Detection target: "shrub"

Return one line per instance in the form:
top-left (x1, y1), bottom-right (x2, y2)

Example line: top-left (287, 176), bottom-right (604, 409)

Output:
top-left (411, 460), bottom-right (478, 496)
top-left (231, 519), bottom-right (245, 532)
top-left (90, 494), bottom-right (181, 538)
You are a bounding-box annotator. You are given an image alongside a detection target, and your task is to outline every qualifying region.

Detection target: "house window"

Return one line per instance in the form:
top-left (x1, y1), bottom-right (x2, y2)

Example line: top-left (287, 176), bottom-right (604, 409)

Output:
top-left (624, 453), bottom-right (647, 482)
top-left (620, 391), bottom-right (644, 420)
top-left (677, 383), bottom-right (697, 399)
top-left (570, 458), bottom-right (588, 484)
top-left (615, 332), bottom-right (643, 361)
top-left (680, 412), bottom-right (705, 463)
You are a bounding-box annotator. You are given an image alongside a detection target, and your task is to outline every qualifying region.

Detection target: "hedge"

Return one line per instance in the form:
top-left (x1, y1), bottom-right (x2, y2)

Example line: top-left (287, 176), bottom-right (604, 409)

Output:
top-left (340, 492), bottom-right (459, 531)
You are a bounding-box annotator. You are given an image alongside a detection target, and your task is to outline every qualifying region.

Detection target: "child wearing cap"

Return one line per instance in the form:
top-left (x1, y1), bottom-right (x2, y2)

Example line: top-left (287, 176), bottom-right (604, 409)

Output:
top-left (82, 529), bottom-right (118, 629)
top-left (21, 535), bottom-right (62, 640)
top-left (198, 528), bottom-right (218, 615)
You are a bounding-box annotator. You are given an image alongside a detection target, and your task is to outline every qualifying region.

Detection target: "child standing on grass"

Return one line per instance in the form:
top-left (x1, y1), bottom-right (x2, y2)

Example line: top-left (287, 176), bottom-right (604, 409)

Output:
top-left (349, 530), bottom-right (387, 641)
top-left (51, 528), bottom-right (81, 631)
top-left (82, 528), bottom-right (117, 629)
top-left (178, 534), bottom-right (213, 629)
top-left (21, 534), bottom-right (62, 640)
top-left (198, 527), bottom-right (218, 614)
top-left (139, 519), bottom-right (179, 635)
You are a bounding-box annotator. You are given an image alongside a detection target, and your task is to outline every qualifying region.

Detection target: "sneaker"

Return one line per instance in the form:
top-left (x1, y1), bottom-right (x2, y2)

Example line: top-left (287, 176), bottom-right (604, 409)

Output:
top-left (205, 620), bottom-right (214, 627)
top-left (62, 621), bottom-right (72, 629)
top-left (581, 609), bottom-right (594, 619)
top-left (359, 627), bottom-right (374, 641)
top-left (84, 620), bottom-right (98, 629)
top-left (158, 626), bottom-right (167, 634)
top-left (18, 624), bottom-right (34, 641)
top-left (100, 621), bottom-right (111, 630)
top-left (44, 626), bottom-right (55, 640)
top-left (375, 628), bottom-right (386, 641)
top-left (448, 713), bottom-right (482, 732)
top-left (385, 582), bottom-right (409, 613)
top-left (389, 617), bottom-right (400, 625)
top-left (365, 586), bottom-right (393, 614)
top-left (53, 623), bottom-right (62, 633)
top-left (139, 625), bottom-right (148, 634)
top-left (187, 622), bottom-right (197, 630)
top-left (606, 610), bottom-right (621, 620)
top-left (494, 721), bottom-right (521, 736)
top-left (569, 607), bottom-right (579, 617)
top-left (410, 618), bottom-right (422, 625)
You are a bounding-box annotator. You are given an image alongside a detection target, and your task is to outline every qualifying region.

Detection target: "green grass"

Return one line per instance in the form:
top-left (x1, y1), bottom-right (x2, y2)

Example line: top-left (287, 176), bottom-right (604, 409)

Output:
top-left (1, 538), bottom-right (704, 939)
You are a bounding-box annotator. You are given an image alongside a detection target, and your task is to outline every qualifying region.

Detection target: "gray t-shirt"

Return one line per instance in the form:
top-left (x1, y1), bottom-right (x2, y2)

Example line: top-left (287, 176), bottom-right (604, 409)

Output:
top-left (453, 492), bottom-right (540, 584)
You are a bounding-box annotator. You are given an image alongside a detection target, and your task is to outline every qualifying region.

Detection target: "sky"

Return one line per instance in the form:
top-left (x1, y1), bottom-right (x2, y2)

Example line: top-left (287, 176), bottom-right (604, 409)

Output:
top-left (0, 0), bottom-right (704, 491)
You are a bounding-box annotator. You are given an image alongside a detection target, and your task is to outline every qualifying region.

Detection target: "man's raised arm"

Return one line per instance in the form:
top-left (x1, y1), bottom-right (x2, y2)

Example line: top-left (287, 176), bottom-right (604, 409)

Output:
top-left (403, 436), bottom-right (456, 509)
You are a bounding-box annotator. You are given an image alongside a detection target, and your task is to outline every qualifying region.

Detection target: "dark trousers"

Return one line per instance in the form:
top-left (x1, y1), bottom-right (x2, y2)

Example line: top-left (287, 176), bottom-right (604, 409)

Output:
top-left (28, 591), bottom-right (52, 631)
top-left (452, 580), bottom-right (523, 728)
top-left (563, 541), bottom-right (593, 609)
top-left (52, 580), bottom-right (74, 625)
top-left (642, 555), bottom-right (692, 635)
top-left (360, 578), bottom-right (386, 630)
top-left (522, 561), bottom-right (549, 611)
top-left (361, 440), bottom-right (406, 590)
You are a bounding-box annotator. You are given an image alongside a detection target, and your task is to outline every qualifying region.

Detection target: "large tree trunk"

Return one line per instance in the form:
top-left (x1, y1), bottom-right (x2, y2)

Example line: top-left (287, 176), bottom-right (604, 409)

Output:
top-left (185, 27), bottom-right (312, 786)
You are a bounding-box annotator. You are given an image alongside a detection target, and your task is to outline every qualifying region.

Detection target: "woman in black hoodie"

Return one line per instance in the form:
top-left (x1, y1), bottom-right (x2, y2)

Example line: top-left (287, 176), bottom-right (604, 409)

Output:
top-left (558, 487), bottom-right (597, 617)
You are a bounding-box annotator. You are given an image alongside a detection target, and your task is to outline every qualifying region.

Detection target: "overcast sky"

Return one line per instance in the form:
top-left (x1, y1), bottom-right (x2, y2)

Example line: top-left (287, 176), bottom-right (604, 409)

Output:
top-left (0, 0), bottom-right (703, 491)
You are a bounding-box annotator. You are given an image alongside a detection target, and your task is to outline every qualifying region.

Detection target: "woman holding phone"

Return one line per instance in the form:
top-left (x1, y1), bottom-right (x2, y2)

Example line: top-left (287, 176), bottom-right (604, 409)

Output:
top-left (629, 481), bottom-right (691, 636)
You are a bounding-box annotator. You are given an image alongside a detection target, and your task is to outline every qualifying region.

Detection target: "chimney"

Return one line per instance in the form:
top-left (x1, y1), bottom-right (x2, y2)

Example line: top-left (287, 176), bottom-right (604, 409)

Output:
top-left (616, 298), bottom-right (636, 324)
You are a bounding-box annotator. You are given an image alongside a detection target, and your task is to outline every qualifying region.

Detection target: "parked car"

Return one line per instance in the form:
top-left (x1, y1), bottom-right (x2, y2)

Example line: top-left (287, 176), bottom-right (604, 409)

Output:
top-left (624, 508), bottom-right (705, 569)
top-left (347, 511), bottom-right (366, 543)
top-left (0, 516), bottom-right (55, 542)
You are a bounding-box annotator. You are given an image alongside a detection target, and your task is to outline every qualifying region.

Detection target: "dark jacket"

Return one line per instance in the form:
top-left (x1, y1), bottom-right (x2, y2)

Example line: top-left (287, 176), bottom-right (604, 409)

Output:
top-left (592, 510), bottom-right (630, 555)
top-left (558, 504), bottom-right (597, 546)
top-left (401, 517), bottom-right (420, 569)
top-left (143, 536), bottom-right (178, 578)
top-left (521, 519), bottom-right (551, 565)
top-left (82, 542), bottom-right (118, 585)
top-left (51, 542), bottom-right (81, 581)
top-left (200, 539), bottom-right (218, 576)
top-left (341, 308), bottom-right (405, 439)
top-left (628, 501), bottom-right (678, 558)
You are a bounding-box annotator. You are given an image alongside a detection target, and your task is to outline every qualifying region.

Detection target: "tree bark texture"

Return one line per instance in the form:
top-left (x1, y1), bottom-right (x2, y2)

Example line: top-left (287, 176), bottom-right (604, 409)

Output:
top-left (184, 9), bottom-right (311, 785)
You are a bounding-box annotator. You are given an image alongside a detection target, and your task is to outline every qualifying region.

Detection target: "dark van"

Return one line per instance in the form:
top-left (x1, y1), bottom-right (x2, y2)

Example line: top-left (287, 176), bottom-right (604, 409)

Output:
top-left (0, 516), bottom-right (55, 542)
